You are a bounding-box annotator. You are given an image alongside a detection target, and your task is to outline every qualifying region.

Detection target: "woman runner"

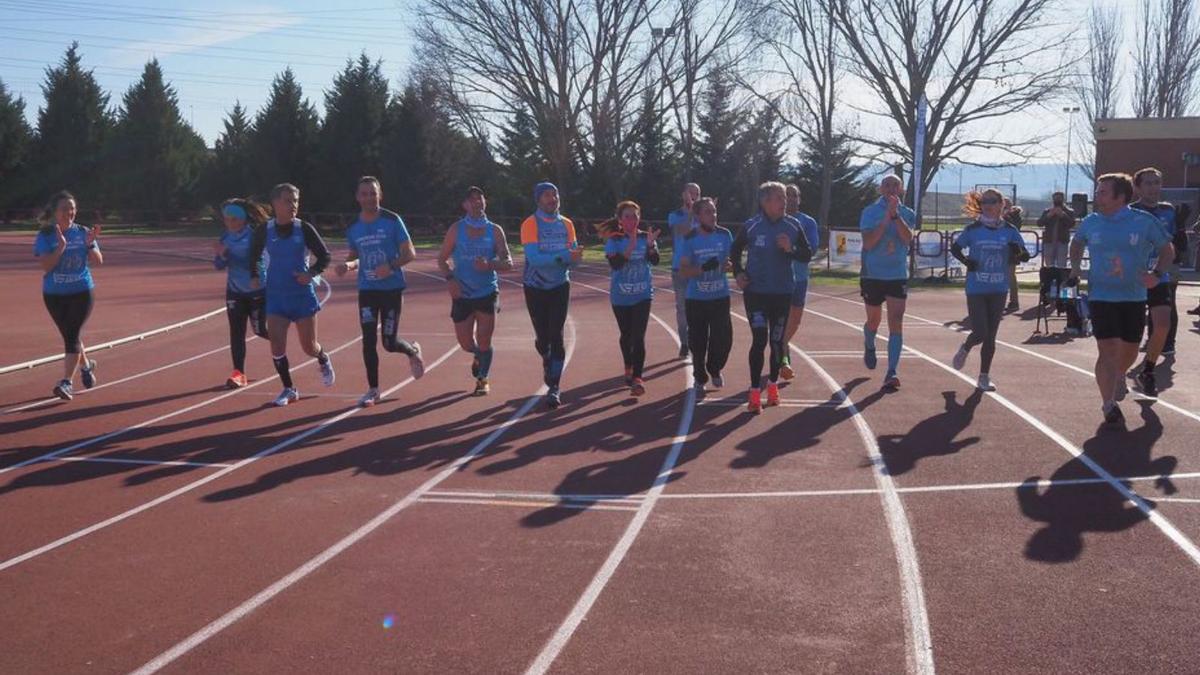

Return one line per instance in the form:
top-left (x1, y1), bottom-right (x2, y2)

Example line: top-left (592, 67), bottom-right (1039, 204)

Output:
top-left (34, 190), bottom-right (102, 401)
top-left (436, 186), bottom-right (514, 396)
top-left (601, 201), bottom-right (661, 396)
top-left (212, 198), bottom-right (269, 389)
top-left (677, 197), bottom-right (734, 393)
top-left (249, 183), bottom-right (335, 407)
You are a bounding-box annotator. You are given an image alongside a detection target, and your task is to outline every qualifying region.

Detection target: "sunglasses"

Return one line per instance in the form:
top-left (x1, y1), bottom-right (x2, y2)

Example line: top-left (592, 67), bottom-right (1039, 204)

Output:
top-left (981, 197), bottom-right (1000, 205)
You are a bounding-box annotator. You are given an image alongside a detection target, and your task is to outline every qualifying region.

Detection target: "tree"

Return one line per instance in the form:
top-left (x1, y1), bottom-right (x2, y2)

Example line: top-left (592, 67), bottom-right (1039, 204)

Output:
top-left (496, 107), bottom-right (551, 216)
top-left (33, 42), bottom-right (112, 201)
top-left (823, 0), bottom-right (1076, 203)
top-left (783, 134), bottom-right (875, 236)
top-left (1133, 0), bottom-right (1200, 118)
top-left (248, 69), bottom-right (320, 204)
top-left (0, 79), bottom-right (33, 209)
top-left (695, 66), bottom-right (751, 216)
top-left (206, 102), bottom-right (255, 203)
top-left (1075, 3), bottom-right (1122, 182)
top-left (107, 59), bottom-right (208, 214)
top-left (314, 54), bottom-right (391, 211)
top-left (632, 90), bottom-right (680, 220)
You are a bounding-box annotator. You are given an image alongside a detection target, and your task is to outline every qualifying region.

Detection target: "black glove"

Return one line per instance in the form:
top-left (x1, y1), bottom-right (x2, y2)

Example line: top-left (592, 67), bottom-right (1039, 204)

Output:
top-left (1007, 242), bottom-right (1028, 262)
top-left (1065, 275), bottom-right (1079, 288)
top-left (701, 257), bottom-right (720, 272)
top-left (964, 259), bottom-right (978, 272)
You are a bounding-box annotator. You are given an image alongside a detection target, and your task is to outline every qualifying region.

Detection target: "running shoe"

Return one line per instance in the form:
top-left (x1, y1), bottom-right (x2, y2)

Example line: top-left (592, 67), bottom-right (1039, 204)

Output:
top-left (546, 387), bottom-right (561, 410)
top-left (1136, 370), bottom-right (1158, 397)
top-left (273, 387), bottom-right (300, 407)
top-left (693, 378), bottom-right (706, 394)
top-left (1103, 402), bottom-right (1125, 428)
top-left (1005, 303), bottom-right (1020, 313)
top-left (779, 358), bottom-right (795, 381)
top-left (976, 374), bottom-right (996, 392)
top-left (624, 366), bottom-right (634, 386)
top-left (711, 372), bottom-right (724, 388)
top-left (359, 387), bottom-right (381, 407)
top-left (226, 369), bottom-right (248, 389)
top-left (747, 388), bottom-right (762, 414)
top-left (630, 377), bottom-right (645, 397)
top-left (473, 378), bottom-right (490, 396)
top-left (864, 347), bottom-right (877, 370)
top-left (952, 344), bottom-right (969, 371)
top-left (53, 379), bottom-right (73, 401)
top-left (408, 342), bottom-right (425, 379)
top-left (80, 359), bottom-right (98, 389)
top-left (883, 373), bottom-right (901, 391)
top-left (765, 382), bottom-right (780, 406)
top-left (319, 356), bottom-right (336, 387)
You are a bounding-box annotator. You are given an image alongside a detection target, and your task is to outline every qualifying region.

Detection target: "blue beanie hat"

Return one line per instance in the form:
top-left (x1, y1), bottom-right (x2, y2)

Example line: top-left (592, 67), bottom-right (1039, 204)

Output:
top-left (533, 182), bottom-right (558, 205)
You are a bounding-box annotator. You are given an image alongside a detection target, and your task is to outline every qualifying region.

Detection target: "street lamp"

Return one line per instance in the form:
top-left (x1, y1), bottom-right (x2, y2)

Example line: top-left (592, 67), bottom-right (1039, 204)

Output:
top-left (1063, 106), bottom-right (1081, 196)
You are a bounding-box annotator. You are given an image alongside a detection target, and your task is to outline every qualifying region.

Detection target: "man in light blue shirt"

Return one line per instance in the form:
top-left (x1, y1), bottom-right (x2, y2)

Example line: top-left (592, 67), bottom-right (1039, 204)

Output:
top-left (858, 174), bottom-right (916, 391)
top-left (1069, 173), bottom-right (1173, 428)
top-left (668, 182), bottom-right (701, 358)
top-left (778, 183), bottom-right (821, 381)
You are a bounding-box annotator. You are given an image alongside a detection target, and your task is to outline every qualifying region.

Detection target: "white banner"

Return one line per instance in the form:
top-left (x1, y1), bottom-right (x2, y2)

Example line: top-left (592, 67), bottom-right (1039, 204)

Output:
top-left (830, 229), bottom-right (863, 267)
top-left (912, 95), bottom-right (928, 222)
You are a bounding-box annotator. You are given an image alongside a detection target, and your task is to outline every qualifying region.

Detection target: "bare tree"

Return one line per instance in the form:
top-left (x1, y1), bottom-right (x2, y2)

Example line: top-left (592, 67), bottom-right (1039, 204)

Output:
top-left (740, 0), bottom-right (842, 231)
top-left (1074, 2), bottom-right (1122, 182)
top-left (823, 0), bottom-right (1078, 202)
top-left (1133, 0), bottom-right (1200, 118)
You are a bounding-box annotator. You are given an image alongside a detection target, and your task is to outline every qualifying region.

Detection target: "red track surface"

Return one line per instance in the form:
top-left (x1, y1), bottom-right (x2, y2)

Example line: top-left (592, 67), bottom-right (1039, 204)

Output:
top-left (1, 240), bottom-right (1199, 674)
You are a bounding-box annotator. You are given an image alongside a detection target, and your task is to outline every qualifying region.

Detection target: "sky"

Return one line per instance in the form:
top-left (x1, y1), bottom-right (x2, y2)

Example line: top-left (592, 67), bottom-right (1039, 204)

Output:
top-left (0, 0), bottom-right (1158, 196)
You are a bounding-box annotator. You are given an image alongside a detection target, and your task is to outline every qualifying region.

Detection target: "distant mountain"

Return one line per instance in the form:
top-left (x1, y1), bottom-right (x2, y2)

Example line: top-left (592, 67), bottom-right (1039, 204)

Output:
top-left (918, 163), bottom-right (1092, 201)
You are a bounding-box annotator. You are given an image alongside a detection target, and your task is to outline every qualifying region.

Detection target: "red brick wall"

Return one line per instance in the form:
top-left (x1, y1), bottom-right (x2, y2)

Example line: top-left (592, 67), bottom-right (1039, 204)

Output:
top-left (1095, 138), bottom-right (1200, 188)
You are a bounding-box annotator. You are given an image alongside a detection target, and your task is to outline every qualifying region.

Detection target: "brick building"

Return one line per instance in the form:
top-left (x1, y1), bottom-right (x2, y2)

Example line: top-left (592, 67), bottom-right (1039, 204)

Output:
top-left (1094, 117), bottom-right (1200, 189)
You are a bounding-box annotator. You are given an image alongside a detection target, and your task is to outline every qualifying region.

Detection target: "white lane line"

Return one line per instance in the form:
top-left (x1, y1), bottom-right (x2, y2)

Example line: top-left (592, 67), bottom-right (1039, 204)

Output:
top-left (3, 340), bottom-right (253, 415)
top-left (806, 290), bottom-right (1200, 425)
top-left (0, 344), bottom-right (458, 574)
top-left (575, 266), bottom-right (935, 674)
top-left (131, 321), bottom-right (578, 675)
top-left (696, 398), bottom-right (847, 408)
top-left (417, 496), bottom-right (641, 513)
top-left (0, 336), bottom-right (363, 476)
top-left (805, 304), bottom-right (1200, 568)
top-left (0, 307), bottom-right (226, 375)
top-left (1154, 497), bottom-right (1200, 505)
top-left (426, 489), bottom-right (646, 504)
top-left (526, 305), bottom-right (695, 675)
top-left (49, 456), bottom-right (235, 469)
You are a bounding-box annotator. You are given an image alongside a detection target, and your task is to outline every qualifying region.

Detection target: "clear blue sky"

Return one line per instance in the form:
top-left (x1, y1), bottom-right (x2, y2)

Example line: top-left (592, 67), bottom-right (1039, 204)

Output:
top-left (0, 0), bottom-right (414, 144)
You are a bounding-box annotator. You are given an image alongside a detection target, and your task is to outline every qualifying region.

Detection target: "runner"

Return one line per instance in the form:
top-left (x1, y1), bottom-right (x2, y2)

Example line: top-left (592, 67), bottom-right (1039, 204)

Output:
top-left (603, 201), bottom-right (661, 396)
top-left (1128, 167), bottom-right (1177, 396)
top-left (436, 186), bottom-right (513, 397)
top-left (1068, 173), bottom-right (1173, 427)
top-left (335, 176), bottom-right (424, 408)
top-left (858, 174), bottom-right (916, 391)
top-left (730, 181), bottom-right (813, 413)
top-left (213, 198), bottom-right (269, 389)
top-left (677, 196), bottom-right (733, 393)
top-left (520, 182), bottom-right (584, 409)
top-left (34, 190), bottom-right (102, 401)
top-left (249, 183), bottom-right (335, 407)
top-left (778, 183), bottom-right (820, 381)
top-left (950, 189), bottom-right (1031, 391)
top-left (667, 183), bottom-right (700, 359)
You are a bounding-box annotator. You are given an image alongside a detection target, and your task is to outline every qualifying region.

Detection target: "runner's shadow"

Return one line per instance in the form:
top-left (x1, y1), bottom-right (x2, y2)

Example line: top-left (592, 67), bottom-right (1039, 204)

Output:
top-left (877, 389), bottom-right (983, 476)
top-left (1016, 401), bottom-right (1174, 563)
top-left (730, 378), bottom-right (871, 469)
top-left (0, 385), bottom-right (221, 438)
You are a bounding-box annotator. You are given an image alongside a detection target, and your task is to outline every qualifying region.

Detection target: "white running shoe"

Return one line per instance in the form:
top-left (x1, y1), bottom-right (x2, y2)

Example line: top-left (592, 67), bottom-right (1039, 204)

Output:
top-left (319, 356), bottom-right (335, 387)
top-left (976, 374), bottom-right (996, 392)
top-left (359, 387), bottom-right (380, 407)
top-left (274, 387), bottom-right (300, 406)
top-left (952, 344), bottom-right (969, 371)
top-left (408, 342), bottom-right (425, 379)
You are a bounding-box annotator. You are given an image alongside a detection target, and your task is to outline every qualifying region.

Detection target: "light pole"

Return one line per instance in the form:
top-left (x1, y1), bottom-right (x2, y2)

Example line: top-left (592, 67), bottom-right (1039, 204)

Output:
top-left (1063, 106), bottom-right (1080, 197)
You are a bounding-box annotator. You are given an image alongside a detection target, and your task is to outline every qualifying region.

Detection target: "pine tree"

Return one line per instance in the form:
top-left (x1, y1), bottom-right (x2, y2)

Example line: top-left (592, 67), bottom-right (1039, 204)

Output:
top-left (248, 69), bottom-right (320, 206)
top-left (315, 54), bottom-right (390, 211)
top-left (205, 102), bottom-right (254, 203)
top-left (694, 66), bottom-right (750, 217)
top-left (632, 90), bottom-right (680, 220)
top-left (107, 59), bottom-right (207, 213)
top-left (0, 79), bottom-right (33, 209)
top-left (735, 105), bottom-right (787, 216)
top-left (496, 107), bottom-right (549, 216)
top-left (782, 133), bottom-right (874, 234)
top-left (33, 42), bottom-right (112, 201)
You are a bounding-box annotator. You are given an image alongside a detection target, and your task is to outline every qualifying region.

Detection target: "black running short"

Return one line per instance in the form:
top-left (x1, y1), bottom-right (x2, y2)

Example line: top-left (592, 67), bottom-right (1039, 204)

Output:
top-left (1089, 301), bottom-right (1146, 343)
top-left (451, 292), bottom-right (499, 323)
top-left (860, 278), bottom-right (908, 306)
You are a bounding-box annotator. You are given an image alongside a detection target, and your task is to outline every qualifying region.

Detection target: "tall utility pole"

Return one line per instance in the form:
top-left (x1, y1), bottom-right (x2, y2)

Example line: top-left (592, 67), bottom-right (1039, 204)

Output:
top-left (1063, 106), bottom-right (1080, 196)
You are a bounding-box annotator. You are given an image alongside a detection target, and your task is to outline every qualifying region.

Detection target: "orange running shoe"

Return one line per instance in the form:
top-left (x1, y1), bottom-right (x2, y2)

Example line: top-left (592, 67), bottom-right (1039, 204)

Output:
top-left (226, 369), bottom-right (247, 389)
top-left (779, 359), bottom-right (794, 381)
top-left (747, 388), bottom-right (762, 413)
top-left (766, 382), bottom-right (780, 406)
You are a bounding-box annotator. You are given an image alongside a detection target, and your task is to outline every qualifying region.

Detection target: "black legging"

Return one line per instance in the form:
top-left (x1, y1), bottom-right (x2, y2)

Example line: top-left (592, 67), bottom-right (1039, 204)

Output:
top-left (1146, 282), bottom-right (1179, 348)
top-left (743, 291), bottom-right (790, 388)
top-left (612, 299), bottom-right (651, 379)
top-left (43, 291), bottom-right (94, 353)
top-left (226, 289), bottom-right (268, 372)
top-left (686, 296), bottom-right (732, 384)
top-left (965, 292), bottom-right (1005, 373)
top-left (524, 282), bottom-right (570, 387)
top-left (359, 289), bottom-right (419, 388)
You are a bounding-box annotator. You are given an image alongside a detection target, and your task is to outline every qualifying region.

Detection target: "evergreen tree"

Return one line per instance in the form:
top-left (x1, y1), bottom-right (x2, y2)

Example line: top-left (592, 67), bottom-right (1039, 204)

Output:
top-left (631, 90), bottom-right (680, 220)
top-left (107, 59), bottom-right (207, 213)
top-left (33, 42), bottom-right (112, 201)
top-left (248, 69), bottom-right (320, 206)
top-left (205, 102), bottom-right (255, 203)
top-left (496, 107), bottom-right (549, 217)
top-left (782, 133), bottom-right (874, 236)
top-left (734, 105), bottom-right (787, 216)
top-left (0, 79), bottom-right (33, 209)
top-left (315, 54), bottom-right (390, 211)
top-left (694, 66), bottom-right (750, 217)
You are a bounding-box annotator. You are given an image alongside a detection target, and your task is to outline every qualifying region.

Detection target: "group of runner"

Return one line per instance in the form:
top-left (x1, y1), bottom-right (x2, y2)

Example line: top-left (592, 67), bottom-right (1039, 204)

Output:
top-left (30, 168), bottom-right (1187, 428)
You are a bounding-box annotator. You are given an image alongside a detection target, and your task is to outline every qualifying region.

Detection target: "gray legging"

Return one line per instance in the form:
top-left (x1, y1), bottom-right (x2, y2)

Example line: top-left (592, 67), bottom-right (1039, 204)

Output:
top-left (965, 292), bottom-right (1006, 373)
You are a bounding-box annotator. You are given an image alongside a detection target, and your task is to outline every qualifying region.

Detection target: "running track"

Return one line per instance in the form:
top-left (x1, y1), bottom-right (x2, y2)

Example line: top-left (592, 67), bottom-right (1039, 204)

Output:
top-left (2, 235), bottom-right (1199, 673)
